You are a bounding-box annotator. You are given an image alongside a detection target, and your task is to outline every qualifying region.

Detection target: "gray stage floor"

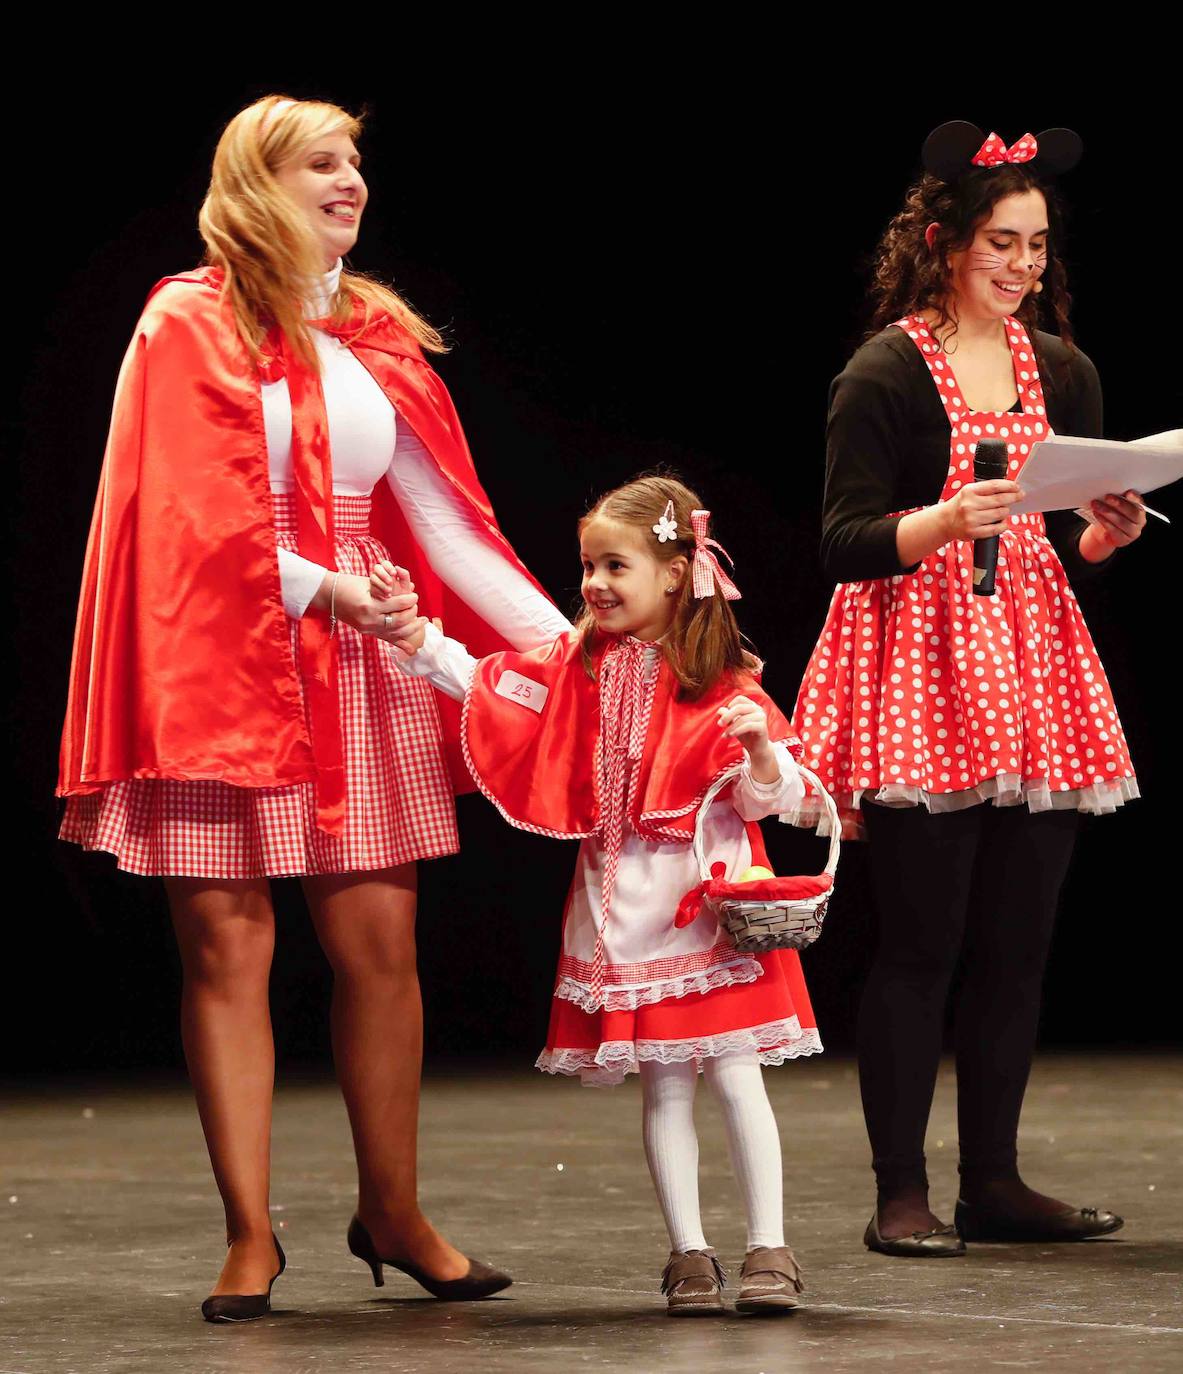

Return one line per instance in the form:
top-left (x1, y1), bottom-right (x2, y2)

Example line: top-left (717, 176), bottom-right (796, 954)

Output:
top-left (2, 1053), bottom-right (1180, 1373)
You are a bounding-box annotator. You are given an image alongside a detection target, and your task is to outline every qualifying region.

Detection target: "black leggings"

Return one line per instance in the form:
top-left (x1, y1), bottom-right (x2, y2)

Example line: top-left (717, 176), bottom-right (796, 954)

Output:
top-left (858, 799), bottom-right (1080, 1197)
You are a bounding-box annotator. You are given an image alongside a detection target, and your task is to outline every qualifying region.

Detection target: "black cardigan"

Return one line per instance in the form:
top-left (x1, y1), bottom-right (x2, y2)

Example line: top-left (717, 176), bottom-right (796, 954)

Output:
top-left (820, 326), bottom-right (1104, 586)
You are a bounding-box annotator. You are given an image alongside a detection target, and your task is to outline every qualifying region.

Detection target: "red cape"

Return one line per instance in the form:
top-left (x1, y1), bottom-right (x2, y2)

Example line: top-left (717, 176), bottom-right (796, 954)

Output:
top-left (460, 633), bottom-right (801, 841)
top-left (58, 267), bottom-right (555, 828)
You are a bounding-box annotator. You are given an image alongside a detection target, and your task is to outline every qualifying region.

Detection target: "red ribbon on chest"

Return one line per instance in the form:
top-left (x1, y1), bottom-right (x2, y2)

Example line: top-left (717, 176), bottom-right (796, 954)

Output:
top-left (281, 333), bottom-right (346, 835)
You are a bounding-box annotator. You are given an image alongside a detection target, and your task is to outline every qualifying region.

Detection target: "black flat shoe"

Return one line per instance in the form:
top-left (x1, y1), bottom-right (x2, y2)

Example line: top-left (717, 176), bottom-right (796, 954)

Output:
top-left (347, 1216), bottom-right (512, 1301)
top-left (201, 1233), bottom-right (286, 1323)
top-left (955, 1198), bottom-right (1124, 1242)
top-left (864, 1211), bottom-right (966, 1258)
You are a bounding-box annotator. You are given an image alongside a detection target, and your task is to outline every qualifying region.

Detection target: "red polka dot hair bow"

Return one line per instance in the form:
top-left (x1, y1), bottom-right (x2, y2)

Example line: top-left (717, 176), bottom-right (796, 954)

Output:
top-left (690, 509), bottom-right (741, 601)
top-left (972, 131), bottom-right (1037, 168)
top-left (922, 122), bottom-right (1083, 182)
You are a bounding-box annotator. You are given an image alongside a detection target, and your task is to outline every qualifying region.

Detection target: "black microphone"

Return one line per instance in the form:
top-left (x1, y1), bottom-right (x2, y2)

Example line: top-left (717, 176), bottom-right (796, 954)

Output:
top-left (972, 438), bottom-right (1009, 596)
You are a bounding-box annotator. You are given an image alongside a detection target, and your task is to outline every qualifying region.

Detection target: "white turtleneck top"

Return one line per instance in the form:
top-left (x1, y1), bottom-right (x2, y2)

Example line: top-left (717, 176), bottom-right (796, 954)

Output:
top-left (266, 261), bottom-right (570, 650)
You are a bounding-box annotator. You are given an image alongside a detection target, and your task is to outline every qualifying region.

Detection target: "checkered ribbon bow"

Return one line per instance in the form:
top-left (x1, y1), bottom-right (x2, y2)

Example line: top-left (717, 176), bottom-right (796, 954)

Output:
top-left (690, 510), bottom-right (741, 601)
top-left (972, 131), bottom-right (1037, 168)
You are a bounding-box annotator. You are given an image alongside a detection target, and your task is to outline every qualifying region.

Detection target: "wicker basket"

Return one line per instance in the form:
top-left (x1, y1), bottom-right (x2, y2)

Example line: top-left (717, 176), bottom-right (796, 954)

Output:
top-left (691, 763), bottom-right (841, 953)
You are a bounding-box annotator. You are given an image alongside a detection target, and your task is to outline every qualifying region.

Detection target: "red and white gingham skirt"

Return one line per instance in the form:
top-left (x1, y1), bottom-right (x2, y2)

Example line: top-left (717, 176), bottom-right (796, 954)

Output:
top-left (60, 493), bottom-right (459, 878)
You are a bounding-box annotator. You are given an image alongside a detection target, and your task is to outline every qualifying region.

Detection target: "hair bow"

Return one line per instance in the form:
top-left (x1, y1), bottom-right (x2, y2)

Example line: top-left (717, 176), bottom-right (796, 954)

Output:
top-left (972, 131), bottom-right (1037, 168)
top-left (922, 121), bottom-right (1083, 183)
top-left (689, 510), bottom-right (741, 600)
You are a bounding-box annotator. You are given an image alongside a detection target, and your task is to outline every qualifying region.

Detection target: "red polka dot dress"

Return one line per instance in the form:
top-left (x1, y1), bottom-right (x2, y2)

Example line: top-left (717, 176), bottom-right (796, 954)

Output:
top-left (792, 315), bottom-right (1137, 835)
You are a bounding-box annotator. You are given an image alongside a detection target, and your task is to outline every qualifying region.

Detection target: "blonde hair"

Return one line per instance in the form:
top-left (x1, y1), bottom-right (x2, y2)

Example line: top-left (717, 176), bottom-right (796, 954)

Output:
top-left (198, 94), bottom-right (446, 368)
top-left (577, 473), bottom-right (756, 700)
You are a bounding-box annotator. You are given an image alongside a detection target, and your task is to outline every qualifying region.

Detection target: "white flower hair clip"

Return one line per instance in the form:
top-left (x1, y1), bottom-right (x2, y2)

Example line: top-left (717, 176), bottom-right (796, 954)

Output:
top-left (652, 500), bottom-right (679, 543)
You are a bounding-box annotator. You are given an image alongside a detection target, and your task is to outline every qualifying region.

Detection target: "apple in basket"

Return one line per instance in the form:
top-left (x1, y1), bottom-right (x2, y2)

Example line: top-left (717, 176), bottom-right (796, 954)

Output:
top-left (737, 865), bottom-right (776, 883)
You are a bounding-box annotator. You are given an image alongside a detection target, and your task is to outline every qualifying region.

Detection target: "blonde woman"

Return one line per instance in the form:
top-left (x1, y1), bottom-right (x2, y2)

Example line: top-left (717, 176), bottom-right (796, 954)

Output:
top-left (58, 95), bottom-right (570, 1320)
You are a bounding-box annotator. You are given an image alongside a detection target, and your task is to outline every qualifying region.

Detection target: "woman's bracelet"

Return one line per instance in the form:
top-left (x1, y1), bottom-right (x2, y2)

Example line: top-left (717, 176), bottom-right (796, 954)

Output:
top-left (329, 572), bottom-right (340, 637)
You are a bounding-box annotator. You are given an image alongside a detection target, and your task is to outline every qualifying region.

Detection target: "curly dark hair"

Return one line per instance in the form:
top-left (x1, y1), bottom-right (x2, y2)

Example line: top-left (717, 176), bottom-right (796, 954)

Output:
top-left (867, 165), bottom-right (1073, 354)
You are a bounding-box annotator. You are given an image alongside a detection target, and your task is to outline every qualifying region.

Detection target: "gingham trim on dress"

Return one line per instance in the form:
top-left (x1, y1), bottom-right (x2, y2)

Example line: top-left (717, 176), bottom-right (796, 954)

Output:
top-left (557, 937), bottom-right (754, 987)
top-left (554, 959), bottom-right (764, 1014)
top-left (635, 761), bottom-right (742, 841)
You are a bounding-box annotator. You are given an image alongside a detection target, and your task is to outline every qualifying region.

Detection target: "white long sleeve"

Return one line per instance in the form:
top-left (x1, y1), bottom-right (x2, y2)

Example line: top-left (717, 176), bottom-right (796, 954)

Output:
top-left (276, 548), bottom-right (326, 619)
top-left (394, 620), bottom-right (479, 701)
top-left (261, 290), bottom-right (571, 637)
top-left (274, 438), bottom-right (576, 632)
top-left (384, 433), bottom-right (572, 650)
top-left (730, 743), bottom-right (806, 820)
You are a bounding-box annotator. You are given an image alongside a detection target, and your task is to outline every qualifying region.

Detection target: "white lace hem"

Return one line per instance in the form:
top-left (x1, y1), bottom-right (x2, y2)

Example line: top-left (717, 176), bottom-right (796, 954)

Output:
top-left (535, 1017), bottom-right (824, 1087)
top-left (553, 957), bottom-right (762, 1013)
top-left (783, 773), bottom-right (1140, 838)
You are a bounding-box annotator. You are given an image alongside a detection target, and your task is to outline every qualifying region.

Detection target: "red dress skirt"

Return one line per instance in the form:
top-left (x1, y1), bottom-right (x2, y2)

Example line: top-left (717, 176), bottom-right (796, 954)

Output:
top-left (791, 315), bottom-right (1138, 836)
top-left (60, 493), bottom-right (459, 877)
top-left (540, 943), bottom-right (820, 1088)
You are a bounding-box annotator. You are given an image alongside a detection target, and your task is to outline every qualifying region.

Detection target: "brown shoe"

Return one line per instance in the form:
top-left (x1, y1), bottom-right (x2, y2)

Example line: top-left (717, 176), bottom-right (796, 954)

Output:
top-left (735, 1245), bottom-right (804, 1314)
top-left (660, 1249), bottom-right (726, 1316)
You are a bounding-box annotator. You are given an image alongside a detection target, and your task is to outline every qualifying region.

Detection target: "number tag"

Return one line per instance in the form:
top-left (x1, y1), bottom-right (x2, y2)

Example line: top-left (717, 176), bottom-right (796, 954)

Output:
top-left (494, 670), bottom-right (549, 714)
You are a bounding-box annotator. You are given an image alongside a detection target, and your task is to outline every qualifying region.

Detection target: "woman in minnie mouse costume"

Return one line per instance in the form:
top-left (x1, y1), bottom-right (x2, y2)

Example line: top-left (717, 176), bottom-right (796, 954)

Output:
top-left (377, 474), bottom-right (821, 1315)
top-left (57, 95), bottom-right (570, 1318)
top-left (791, 123), bottom-right (1143, 1257)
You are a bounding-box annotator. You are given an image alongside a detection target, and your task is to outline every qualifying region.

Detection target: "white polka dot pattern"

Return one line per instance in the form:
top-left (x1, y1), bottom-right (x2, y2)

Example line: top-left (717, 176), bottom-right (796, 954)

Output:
top-left (791, 314), bottom-right (1136, 833)
top-left (972, 131), bottom-right (1038, 168)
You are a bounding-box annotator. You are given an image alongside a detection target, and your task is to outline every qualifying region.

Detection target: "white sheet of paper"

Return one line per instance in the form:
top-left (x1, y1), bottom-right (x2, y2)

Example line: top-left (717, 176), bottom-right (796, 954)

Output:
top-left (1010, 430), bottom-right (1183, 515)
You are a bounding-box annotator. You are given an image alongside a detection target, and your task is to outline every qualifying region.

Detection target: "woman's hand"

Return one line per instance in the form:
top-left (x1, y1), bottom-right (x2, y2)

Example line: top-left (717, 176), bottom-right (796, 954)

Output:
top-left (310, 566), bottom-right (420, 642)
top-left (367, 560), bottom-right (436, 650)
top-left (896, 479), bottom-right (1025, 567)
top-left (719, 695), bottom-right (780, 784)
top-left (939, 479), bottom-right (1025, 542)
top-left (1088, 490), bottom-right (1147, 549)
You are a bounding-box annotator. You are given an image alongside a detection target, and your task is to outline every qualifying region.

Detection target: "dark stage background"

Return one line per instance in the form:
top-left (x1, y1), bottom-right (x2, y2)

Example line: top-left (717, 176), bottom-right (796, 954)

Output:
top-left (6, 72), bottom-right (1178, 1078)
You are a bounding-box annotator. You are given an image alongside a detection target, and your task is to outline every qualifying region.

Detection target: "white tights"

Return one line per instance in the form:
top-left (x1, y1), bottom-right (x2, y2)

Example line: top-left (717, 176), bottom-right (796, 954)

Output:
top-left (639, 1052), bottom-right (785, 1253)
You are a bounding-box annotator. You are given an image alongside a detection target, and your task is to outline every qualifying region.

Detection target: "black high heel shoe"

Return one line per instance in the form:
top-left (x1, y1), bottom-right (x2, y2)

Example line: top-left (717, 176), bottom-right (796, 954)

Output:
top-left (347, 1216), bottom-right (512, 1300)
top-left (201, 1233), bottom-right (286, 1323)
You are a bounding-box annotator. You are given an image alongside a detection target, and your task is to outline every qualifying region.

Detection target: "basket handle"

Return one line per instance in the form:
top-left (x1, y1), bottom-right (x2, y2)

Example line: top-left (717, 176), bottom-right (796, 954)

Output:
top-left (692, 760), bottom-right (842, 881)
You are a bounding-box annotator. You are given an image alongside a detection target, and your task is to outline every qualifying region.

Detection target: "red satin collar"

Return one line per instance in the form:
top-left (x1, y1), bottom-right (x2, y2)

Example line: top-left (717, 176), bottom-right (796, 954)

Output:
top-left (153, 265), bottom-right (428, 382)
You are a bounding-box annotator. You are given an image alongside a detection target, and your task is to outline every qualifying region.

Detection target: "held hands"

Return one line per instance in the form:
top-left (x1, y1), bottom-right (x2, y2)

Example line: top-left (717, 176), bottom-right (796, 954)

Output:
top-left (317, 562), bottom-right (422, 647)
top-left (718, 695), bottom-right (780, 785)
top-left (369, 559), bottom-right (433, 656)
top-left (939, 479), bottom-right (1025, 542)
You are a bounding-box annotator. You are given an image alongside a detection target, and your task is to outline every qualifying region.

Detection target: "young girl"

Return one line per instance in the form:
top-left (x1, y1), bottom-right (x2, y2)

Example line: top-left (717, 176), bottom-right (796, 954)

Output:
top-left (373, 475), bottom-right (822, 1316)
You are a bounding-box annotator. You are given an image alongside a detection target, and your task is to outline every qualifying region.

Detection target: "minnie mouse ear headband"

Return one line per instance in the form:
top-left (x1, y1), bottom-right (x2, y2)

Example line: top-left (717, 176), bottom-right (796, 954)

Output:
top-left (922, 121), bottom-right (1083, 183)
